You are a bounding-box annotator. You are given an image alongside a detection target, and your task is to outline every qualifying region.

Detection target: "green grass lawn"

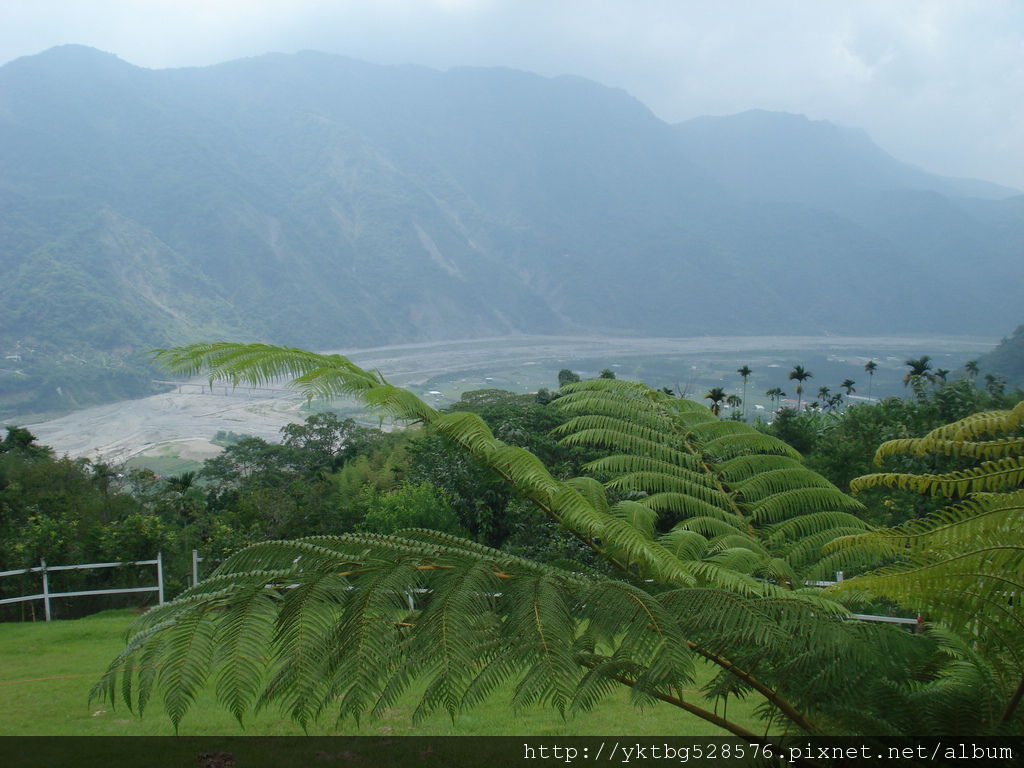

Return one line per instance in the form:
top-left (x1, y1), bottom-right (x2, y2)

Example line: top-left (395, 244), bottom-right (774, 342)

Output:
top-left (0, 610), bottom-right (767, 737)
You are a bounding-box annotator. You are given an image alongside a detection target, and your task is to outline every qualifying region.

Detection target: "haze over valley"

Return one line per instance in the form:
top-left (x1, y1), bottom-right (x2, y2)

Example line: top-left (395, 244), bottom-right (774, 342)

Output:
top-left (1, 45), bottom-right (1021, 423)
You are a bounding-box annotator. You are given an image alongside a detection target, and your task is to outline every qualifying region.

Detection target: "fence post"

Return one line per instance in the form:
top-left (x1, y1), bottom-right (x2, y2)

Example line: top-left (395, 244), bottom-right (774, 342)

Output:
top-left (40, 558), bottom-right (52, 621)
top-left (157, 552), bottom-right (165, 605)
top-left (192, 549), bottom-right (199, 587)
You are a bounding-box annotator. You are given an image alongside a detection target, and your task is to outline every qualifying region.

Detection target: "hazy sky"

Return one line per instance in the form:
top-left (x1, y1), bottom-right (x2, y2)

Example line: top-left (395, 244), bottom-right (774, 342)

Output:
top-left (4, 0), bottom-right (1023, 189)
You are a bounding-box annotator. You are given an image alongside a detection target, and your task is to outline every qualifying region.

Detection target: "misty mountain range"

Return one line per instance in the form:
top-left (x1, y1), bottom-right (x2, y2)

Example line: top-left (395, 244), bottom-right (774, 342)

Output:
top-left (1, 45), bottom-right (1021, 359)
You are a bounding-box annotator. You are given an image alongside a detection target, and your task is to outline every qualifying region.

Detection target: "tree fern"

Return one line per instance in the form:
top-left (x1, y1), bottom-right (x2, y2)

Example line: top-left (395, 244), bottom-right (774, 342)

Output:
top-left (117, 342), bottom-right (1012, 737)
top-left (831, 399), bottom-right (1024, 729)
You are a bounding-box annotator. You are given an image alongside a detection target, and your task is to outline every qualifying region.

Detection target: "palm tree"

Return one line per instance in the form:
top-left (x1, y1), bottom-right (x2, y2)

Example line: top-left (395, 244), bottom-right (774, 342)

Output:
top-left (933, 369), bottom-right (949, 382)
top-left (864, 360), bottom-right (877, 400)
top-left (817, 385), bottom-right (831, 405)
top-left (736, 365), bottom-right (752, 420)
top-left (985, 373), bottom-right (1006, 396)
top-left (704, 386), bottom-right (727, 416)
top-left (788, 365), bottom-right (813, 412)
top-left (964, 360), bottom-right (979, 379)
top-left (765, 387), bottom-right (785, 411)
top-left (840, 379), bottom-right (856, 399)
top-left (725, 393), bottom-right (743, 415)
top-left (903, 355), bottom-right (933, 397)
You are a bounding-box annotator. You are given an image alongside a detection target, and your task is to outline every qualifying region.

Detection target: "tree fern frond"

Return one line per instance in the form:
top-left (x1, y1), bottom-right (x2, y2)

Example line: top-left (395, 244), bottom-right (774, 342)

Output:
top-left (826, 493), bottom-right (1024, 558)
top-left (765, 511), bottom-right (872, 547)
top-left (781, 527), bottom-right (875, 574)
top-left (559, 378), bottom-right (656, 395)
top-left (923, 400), bottom-right (1024, 442)
top-left (873, 436), bottom-right (1024, 465)
top-left (487, 444), bottom-right (563, 500)
top-left (552, 415), bottom-right (675, 448)
top-left (638, 492), bottom-right (738, 521)
top-left (610, 500), bottom-right (658, 539)
top-left (706, 547), bottom-right (766, 574)
top-left (607, 470), bottom-right (724, 498)
top-left (656, 529), bottom-right (710, 560)
top-left (559, 429), bottom-right (700, 467)
top-left (702, 433), bottom-right (802, 460)
top-left (851, 457), bottom-right (1024, 498)
top-left (674, 411), bottom-right (720, 428)
top-left (213, 581), bottom-right (278, 725)
top-left (565, 476), bottom-right (612, 516)
top-left (685, 421), bottom-right (758, 441)
top-left (747, 488), bottom-right (866, 525)
top-left (153, 343), bottom-right (382, 402)
top-left (717, 455), bottom-right (805, 483)
top-left (159, 610), bottom-right (217, 731)
top-left (584, 454), bottom-right (706, 480)
top-left (430, 410), bottom-right (498, 453)
top-left (671, 516), bottom-right (750, 538)
top-left (705, 534), bottom-right (765, 556)
top-left (552, 393), bottom-right (671, 429)
top-left (733, 469), bottom-right (838, 504)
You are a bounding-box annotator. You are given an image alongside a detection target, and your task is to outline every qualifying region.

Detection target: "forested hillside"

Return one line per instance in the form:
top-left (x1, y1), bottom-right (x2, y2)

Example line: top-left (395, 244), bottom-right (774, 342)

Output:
top-left (1, 46), bottom-right (1020, 405)
top-left (979, 325), bottom-right (1024, 387)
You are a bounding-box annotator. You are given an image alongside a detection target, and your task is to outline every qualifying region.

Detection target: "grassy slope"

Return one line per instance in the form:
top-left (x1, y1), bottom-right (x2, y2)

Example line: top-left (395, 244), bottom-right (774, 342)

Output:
top-left (0, 610), bottom-right (766, 737)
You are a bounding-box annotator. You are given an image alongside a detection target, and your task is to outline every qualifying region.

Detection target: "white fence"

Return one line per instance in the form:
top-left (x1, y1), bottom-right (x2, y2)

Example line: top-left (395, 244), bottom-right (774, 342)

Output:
top-left (0, 555), bottom-right (919, 628)
top-left (0, 554), bottom-right (165, 620)
top-left (810, 572), bottom-right (920, 628)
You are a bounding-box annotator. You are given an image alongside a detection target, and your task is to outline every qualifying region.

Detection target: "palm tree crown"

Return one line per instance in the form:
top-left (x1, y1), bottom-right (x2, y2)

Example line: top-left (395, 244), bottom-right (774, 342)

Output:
top-left (788, 365), bottom-right (813, 411)
top-left (736, 365), bottom-right (752, 420)
top-left (864, 361), bottom-right (877, 400)
top-left (704, 386), bottom-right (727, 416)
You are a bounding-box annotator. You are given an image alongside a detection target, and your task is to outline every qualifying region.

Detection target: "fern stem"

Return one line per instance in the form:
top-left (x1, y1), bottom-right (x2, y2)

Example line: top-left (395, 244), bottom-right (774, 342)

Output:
top-left (482, 463), bottom-right (634, 577)
top-left (1001, 676), bottom-right (1024, 723)
top-left (601, 668), bottom-right (818, 759)
top-left (684, 641), bottom-right (816, 733)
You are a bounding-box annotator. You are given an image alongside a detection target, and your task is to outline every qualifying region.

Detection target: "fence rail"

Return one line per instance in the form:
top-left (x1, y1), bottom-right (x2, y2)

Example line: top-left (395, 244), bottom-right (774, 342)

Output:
top-left (3, 555), bottom-right (920, 628)
top-left (0, 554), bottom-right (164, 620)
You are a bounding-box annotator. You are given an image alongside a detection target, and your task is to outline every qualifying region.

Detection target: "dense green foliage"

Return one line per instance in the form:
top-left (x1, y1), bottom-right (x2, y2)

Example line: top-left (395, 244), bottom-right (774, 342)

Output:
top-left (75, 343), bottom-right (1024, 741)
top-left (762, 377), bottom-right (1021, 525)
top-left (4, 349), bottom-right (1021, 737)
top-left (0, 394), bottom-right (591, 618)
top-left (0, 345), bottom-right (163, 421)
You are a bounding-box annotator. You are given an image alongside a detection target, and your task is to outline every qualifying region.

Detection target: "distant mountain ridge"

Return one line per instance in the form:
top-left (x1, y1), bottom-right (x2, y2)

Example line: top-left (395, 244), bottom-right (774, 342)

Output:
top-left (673, 109), bottom-right (1018, 202)
top-left (1, 45), bottom-right (1020, 365)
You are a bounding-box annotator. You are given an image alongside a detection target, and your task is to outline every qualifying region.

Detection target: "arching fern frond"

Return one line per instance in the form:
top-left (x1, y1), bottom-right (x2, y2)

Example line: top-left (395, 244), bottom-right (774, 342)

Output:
top-left (637, 492), bottom-right (737, 521)
top-left (747, 488), bottom-right (866, 525)
top-left (717, 455), bottom-right (805, 483)
top-left (733, 468), bottom-right (838, 503)
top-left (851, 456), bottom-right (1024, 498)
top-left (584, 455), bottom-right (709, 482)
top-left (607, 471), bottom-right (724, 498)
top-left (685, 421), bottom-right (754, 441)
top-left (701, 433), bottom-right (801, 460)
top-left (873, 436), bottom-right (1024, 464)
top-left (921, 400), bottom-right (1024, 442)
top-left (96, 531), bottom-right (853, 736)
